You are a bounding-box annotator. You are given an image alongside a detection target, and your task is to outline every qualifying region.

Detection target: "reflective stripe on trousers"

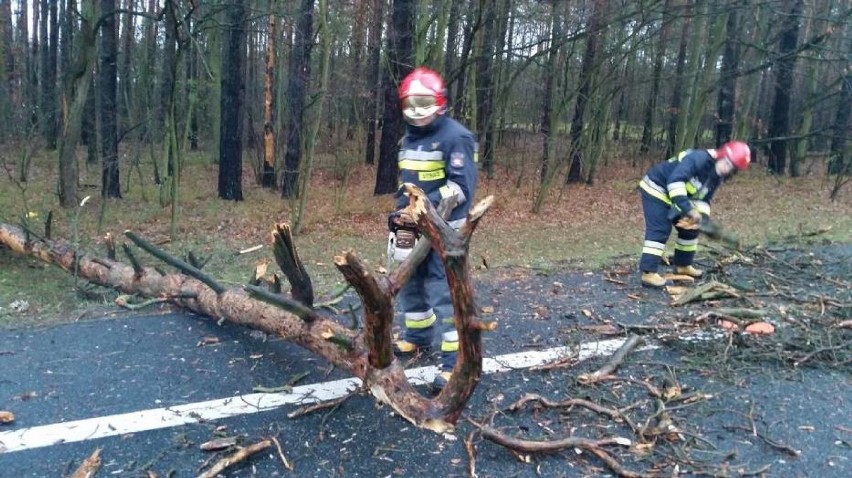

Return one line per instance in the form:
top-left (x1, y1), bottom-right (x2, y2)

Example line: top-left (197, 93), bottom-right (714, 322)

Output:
top-left (398, 248), bottom-right (458, 371)
top-left (640, 190), bottom-right (700, 272)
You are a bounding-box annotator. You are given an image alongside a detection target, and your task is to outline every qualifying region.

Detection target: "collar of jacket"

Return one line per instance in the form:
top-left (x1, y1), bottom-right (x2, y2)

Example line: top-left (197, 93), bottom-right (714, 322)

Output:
top-left (405, 114), bottom-right (446, 138)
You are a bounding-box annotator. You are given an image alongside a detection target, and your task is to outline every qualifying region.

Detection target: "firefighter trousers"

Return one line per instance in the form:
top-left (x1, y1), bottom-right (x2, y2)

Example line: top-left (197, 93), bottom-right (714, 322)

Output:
top-left (399, 249), bottom-right (458, 371)
top-left (639, 191), bottom-right (699, 273)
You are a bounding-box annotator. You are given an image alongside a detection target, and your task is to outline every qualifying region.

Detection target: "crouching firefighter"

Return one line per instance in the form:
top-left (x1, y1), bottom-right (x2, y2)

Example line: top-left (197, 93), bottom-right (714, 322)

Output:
top-left (638, 141), bottom-right (751, 288)
top-left (386, 66), bottom-right (478, 391)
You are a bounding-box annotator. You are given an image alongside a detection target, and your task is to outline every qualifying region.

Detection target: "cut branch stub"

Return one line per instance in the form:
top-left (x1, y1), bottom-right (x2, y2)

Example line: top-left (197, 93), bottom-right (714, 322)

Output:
top-left (334, 251), bottom-right (395, 369)
top-left (398, 185), bottom-right (498, 420)
top-left (272, 223), bottom-right (314, 307)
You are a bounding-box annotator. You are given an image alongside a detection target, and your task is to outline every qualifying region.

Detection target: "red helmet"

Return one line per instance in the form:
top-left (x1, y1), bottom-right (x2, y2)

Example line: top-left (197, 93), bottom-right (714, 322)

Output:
top-left (399, 67), bottom-right (447, 124)
top-left (719, 141), bottom-right (751, 170)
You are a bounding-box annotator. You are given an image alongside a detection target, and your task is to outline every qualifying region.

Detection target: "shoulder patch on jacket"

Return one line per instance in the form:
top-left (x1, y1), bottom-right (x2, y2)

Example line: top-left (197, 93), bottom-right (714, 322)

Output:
top-left (450, 152), bottom-right (465, 168)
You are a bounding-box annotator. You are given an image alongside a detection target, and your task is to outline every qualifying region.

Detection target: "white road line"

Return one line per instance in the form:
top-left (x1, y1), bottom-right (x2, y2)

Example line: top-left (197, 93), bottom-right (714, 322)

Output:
top-left (0, 337), bottom-right (657, 454)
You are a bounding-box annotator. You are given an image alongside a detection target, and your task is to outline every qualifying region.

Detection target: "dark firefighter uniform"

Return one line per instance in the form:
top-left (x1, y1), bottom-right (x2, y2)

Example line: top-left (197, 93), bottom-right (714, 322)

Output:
top-left (638, 149), bottom-right (722, 274)
top-left (392, 114), bottom-right (478, 372)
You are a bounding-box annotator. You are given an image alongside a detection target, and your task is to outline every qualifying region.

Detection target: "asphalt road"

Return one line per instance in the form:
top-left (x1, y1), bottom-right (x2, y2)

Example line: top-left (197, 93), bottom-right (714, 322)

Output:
top-left (1, 254), bottom-right (850, 477)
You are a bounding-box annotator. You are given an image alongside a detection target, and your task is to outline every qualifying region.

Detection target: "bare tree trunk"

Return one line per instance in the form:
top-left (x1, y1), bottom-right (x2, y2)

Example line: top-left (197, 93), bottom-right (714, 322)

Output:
top-left (261, 6), bottom-right (276, 188)
top-left (99, 0), bottom-right (121, 198)
top-left (715, 1), bottom-right (740, 145)
top-left (37, 0), bottom-right (47, 141)
top-left (826, 29), bottom-right (850, 177)
top-left (184, 29), bottom-right (198, 151)
top-left (159, 0), bottom-right (177, 140)
top-left (46, 0), bottom-right (57, 148)
top-left (566, 0), bottom-right (605, 184)
top-left (58, 0), bottom-right (98, 209)
top-left (245, 16), bottom-right (257, 152)
top-left (767, 0), bottom-right (804, 175)
top-left (476, 0), bottom-right (497, 178)
top-left (119, 0), bottom-right (134, 132)
top-left (218, 0), bottom-right (247, 201)
top-left (12, 0), bottom-right (28, 132)
top-left (640, 0), bottom-right (671, 153)
top-left (374, 0), bottom-right (413, 196)
top-left (453, 11), bottom-right (474, 121)
top-left (348, 0), bottom-right (367, 141)
top-left (0, 0), bottom-right (14, 140)
top-left (666, 4), bottom-right (691, 158)
top-left (442, 0), bottom-right (461, 103)
top-left (281, 0), bottom-right (314, 199)
top-left (291, 0), bottom-right (332, 235)
top-left (363, 0), bottom-right (384, 166)
top-left (537, 0), bottom-right (560, 197)
top-left (29, 0), bottom-right (39, 131)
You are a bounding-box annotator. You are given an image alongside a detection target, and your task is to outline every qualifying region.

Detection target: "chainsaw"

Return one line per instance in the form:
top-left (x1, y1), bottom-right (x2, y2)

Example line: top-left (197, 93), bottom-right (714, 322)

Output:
top-left (676, 216), bottom-right (741, 249)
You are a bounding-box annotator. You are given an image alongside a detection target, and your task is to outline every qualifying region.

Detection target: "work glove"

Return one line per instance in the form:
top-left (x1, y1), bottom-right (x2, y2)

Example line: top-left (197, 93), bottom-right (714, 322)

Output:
top-left (676, 209), bottom-right (703, 230)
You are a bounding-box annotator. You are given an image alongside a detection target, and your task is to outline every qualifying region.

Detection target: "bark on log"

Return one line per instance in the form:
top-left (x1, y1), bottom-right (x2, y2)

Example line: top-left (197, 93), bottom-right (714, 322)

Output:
top-left (0, 185), bottom-right (495, 433)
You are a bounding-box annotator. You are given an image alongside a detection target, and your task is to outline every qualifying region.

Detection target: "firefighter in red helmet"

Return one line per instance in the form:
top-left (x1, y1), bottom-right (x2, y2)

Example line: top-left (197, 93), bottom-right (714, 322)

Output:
top-left (387, 67), bottom-right (478, 391)
top-left (638, 141), bottom-right (751, 287)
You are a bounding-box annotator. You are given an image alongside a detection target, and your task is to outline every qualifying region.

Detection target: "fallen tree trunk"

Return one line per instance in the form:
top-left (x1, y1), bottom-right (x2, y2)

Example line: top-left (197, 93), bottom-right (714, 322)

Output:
top-left (0, 185), bottom-right (496, 433)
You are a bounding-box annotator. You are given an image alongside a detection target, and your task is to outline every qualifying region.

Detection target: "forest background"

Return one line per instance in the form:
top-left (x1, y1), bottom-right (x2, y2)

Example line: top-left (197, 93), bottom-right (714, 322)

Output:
top-left (0, 0), bottom-right (849, 326)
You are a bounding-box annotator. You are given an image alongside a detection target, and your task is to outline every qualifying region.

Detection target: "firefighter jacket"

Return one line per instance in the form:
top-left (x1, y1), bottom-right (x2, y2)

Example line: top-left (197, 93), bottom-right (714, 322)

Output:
top-left (639, 149), bottom-right (723, 217)
top-left (395, 115), bottom-right (478, 228)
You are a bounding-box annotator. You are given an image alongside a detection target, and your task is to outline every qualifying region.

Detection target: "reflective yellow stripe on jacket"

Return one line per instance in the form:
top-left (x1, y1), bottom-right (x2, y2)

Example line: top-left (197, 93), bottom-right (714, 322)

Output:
top-left (398, 159), bottom-right (445, 171)
top-left (639, 176), bottom-right (672, 205)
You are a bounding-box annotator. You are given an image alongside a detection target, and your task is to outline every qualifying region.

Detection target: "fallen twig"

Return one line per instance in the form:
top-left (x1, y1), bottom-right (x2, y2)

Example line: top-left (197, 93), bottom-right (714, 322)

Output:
top-left (672, 281), bottom-right (740, 306)
top-left (723, 425), bottom-right (801, 457)
top-left (271, 436), bottom-right (294, 471)
top-left (254, 371), bottom-right (311, 394)
top-left (464, 430), bottom-right (479, 478)
top-left (70, 448), bottom-right (102, 478)
top-left (578, 335), bottom-right (643, 384)
top-left (508, 393), bottom-right (640, 434)
top-left (196, 439), bottom-right (272, 478)
top-left (587, 447), bottom-right (653, 478)
top-left (530, 355), bottom-right (577, 371)
top-left (604, 275), bottom-right (627, 285)
top-left (477, 424), bottom-right (647, 478)
top-left (792, 341), bottom-right (852, 367)
top-left (589, 376), bottom-right (663, 398)
top-left (287, 391), bottom-right (356, 419)
top-left (714, 308), bottom-right (767, 319)
top-left (199, 437), bottom-right (238, 451)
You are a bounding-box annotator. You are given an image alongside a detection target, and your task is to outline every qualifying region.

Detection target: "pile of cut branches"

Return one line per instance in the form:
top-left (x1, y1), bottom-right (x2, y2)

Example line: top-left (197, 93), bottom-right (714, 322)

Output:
top-left (667, 244), bottom-right (851, 373)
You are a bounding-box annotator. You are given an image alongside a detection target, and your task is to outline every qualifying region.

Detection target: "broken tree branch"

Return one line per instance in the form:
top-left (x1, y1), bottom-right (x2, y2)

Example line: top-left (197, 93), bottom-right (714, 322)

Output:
top-left (672, 280), bottom-right (741, 306)
top-left (272, 223), bottom-right (314, 307)
top-left (578, 335), bottom-right (643, 384)
top-left (196, 439), bottom-right (272, 478)
top-left (477, 424), bottom-right (649, 478)
top-left (125, 230), bottom-right (225, 294)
